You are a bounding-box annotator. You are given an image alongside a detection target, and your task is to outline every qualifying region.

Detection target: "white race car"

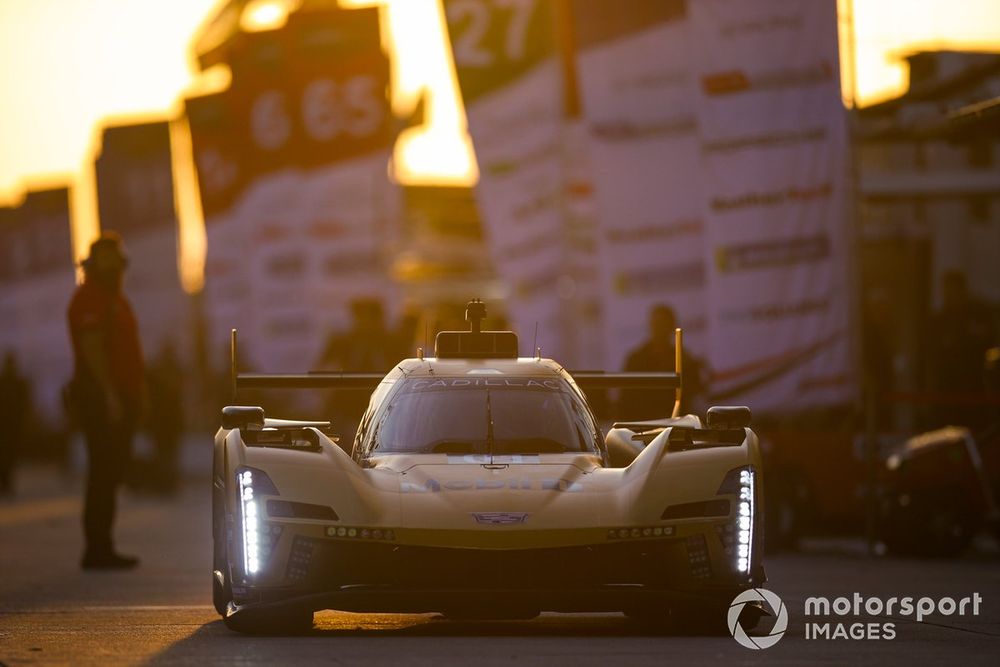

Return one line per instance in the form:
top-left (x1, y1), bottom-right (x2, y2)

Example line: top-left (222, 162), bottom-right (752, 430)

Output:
top-left (212, 300), bottom-right (765, 633)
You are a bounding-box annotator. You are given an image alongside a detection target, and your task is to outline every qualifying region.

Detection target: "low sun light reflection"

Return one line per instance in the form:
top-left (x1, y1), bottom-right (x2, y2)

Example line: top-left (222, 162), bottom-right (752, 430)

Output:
top-left (240, 0), bottom-right (299, 33)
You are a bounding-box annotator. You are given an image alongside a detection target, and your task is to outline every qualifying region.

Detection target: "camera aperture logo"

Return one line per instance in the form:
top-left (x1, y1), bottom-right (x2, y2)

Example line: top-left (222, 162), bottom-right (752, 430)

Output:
top-left (729, 588), bottom-right (788, 649)
top-left (729, 590), bottom-right (984, 647)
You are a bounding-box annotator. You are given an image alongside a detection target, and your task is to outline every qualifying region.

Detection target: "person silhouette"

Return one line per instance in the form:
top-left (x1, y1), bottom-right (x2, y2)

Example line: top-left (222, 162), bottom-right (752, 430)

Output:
top-left (0, 352), bottom-right (30, 496)
top-left (620, 305), bottom-right (706, 420)
top-left (67, 232), bottom-right (143, 569)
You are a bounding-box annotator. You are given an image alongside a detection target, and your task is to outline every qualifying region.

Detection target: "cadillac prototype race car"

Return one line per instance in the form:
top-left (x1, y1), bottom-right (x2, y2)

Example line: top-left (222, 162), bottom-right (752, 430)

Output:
top-left (213, 301), bottom-right (765, 633)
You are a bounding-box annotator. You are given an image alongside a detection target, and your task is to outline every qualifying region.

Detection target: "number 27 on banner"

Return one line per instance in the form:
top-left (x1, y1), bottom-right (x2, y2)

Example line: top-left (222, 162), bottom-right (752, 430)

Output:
top-left (447, 0), bottom-right (538, 67)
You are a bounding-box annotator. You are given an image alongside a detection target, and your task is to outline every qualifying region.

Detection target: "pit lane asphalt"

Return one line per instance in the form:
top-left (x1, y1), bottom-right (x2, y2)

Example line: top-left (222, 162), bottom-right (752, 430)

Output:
top-left (1, 471), bottom-right (998, 666)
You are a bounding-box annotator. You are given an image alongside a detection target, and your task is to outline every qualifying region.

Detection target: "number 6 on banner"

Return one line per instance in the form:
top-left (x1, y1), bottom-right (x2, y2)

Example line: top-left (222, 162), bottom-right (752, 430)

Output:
top-left (251, 90), bottom-right (292, 151)
top-left (447, 0), bottom-right (537, 68)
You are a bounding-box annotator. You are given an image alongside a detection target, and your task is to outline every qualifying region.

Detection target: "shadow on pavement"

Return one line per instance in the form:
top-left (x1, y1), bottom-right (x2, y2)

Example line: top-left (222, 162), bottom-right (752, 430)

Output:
top-left (144, 613), bottom-right (728, 665)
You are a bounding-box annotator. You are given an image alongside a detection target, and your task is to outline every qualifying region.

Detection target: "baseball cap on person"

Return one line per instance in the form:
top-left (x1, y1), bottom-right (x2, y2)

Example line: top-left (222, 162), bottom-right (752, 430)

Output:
top-left (82, 232), bottom-right (129, 272)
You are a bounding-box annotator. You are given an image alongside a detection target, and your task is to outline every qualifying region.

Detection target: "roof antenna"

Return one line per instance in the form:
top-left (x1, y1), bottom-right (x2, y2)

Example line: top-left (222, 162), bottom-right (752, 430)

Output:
top-left (532, 321), bottom-right (539, 359)
top-left (672, 327), bottom-right (683, 418)
top-left (230, 328), bottom-right (238, 403)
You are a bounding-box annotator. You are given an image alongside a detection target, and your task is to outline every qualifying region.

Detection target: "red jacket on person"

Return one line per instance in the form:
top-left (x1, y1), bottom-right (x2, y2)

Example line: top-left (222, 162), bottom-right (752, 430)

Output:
top-left (67, 281), bottom-right (144, 401)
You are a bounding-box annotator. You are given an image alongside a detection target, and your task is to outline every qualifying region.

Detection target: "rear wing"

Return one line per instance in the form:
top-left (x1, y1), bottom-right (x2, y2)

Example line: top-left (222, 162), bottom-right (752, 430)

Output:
top-left (570, 328), bottom-right (685, 418)
top-left (230, 327), bottom-right (686, 418)
top-left (229, 330), bottom-right (383, 400)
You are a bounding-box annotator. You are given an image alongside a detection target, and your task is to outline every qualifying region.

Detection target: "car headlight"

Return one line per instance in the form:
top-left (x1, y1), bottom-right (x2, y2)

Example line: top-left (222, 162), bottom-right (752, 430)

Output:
top-left (717, 465), bottom-right (756, 576)
top-left (736, 468), bottom-right (754, 574)
top-left (236, 467), bottom-right (279, 577)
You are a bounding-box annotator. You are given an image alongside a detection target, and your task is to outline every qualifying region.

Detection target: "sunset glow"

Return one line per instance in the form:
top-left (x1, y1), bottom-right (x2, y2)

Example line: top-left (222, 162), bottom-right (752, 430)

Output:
top-left (0, 0), bottom-right (998, 267)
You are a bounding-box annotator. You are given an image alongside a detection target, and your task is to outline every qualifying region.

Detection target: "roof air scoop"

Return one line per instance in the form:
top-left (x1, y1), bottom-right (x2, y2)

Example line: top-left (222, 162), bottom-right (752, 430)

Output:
top-left (435, 299), bottom-right (519, 359)
top-left (466, 298), bottom-right (486, 333)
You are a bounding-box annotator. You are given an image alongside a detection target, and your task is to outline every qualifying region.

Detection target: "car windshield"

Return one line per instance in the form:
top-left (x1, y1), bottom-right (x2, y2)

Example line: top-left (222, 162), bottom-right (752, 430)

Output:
top-left (371, 377), bottom-right (598, 456)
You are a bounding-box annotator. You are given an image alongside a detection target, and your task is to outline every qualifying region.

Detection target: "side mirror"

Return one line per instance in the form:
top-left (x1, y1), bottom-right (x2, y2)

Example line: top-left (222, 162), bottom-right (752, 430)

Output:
top-left (706, 406), bottom-right (752, 429)
top-left (222, 405), bottom-right (265, 431)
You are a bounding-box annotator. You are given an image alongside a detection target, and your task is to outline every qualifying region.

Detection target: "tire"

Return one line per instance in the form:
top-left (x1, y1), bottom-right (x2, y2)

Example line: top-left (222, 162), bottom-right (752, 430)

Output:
top-left (441, 607), bottom-right (539, 621)
top-left (623, 609), bottom-right (672, 634)
top-left (212, 569), bottom-right (231, 616)
top-left (668, 605), bottom-right (730, 636)
top-left (211, 477), bottom-right (232, 616)
top-left (223, 608), bottom-right (314, 635)
top-left (626, 604), bottom-right (731, 636)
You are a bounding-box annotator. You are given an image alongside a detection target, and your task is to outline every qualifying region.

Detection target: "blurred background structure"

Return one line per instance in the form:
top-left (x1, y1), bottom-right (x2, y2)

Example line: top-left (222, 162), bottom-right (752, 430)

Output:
top-left (0, 0), bottom-right (997, 554)
top-left (858, 50), bottom-right (1000, 431)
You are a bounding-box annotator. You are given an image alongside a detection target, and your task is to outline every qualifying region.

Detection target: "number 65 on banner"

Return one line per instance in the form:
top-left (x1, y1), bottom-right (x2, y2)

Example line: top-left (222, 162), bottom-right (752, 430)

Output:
top-left (249, 74), bottom-right (385, 152)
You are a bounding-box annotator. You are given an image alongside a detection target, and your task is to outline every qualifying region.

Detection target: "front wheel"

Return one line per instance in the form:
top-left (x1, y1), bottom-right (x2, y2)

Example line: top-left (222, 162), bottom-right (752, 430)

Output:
top-left (223, 608), bottom-right (314, 635)
top-left (211, 497), bottom-right (232, 615)
top-left (212, 468), bottom-right (237, 617)
top-left (212, 569), bottom-right (231, 616)
top-left (669, 605), bottom-right (730, 636)
top-left (625, 604), bottom-right (733, 636)
top-left (441, 607), bottom-right (539, 621)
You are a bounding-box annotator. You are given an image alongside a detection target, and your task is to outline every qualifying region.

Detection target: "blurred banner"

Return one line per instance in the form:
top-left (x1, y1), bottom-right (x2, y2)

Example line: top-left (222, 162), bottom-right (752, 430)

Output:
top-left (186, 90), bottom-right (251, 367)
top-left (690, 0), bottom-right (853, 410)
top-left (0, 209), bottom-right (17, 358)
top-left (571, 0), bottom-right (708, 369)
top-left (187, 5), bottom-right (398, 373)
top-left (442, 0), bottom-right (601, 366)
top-left (394, 185), bottom-right (497, 306)
top-left (444, 0), bottom-right (854, 410)
top-left (0, 188), bottom-right (75, 421)
top-left (94, 121), bottom-right (191, 368)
